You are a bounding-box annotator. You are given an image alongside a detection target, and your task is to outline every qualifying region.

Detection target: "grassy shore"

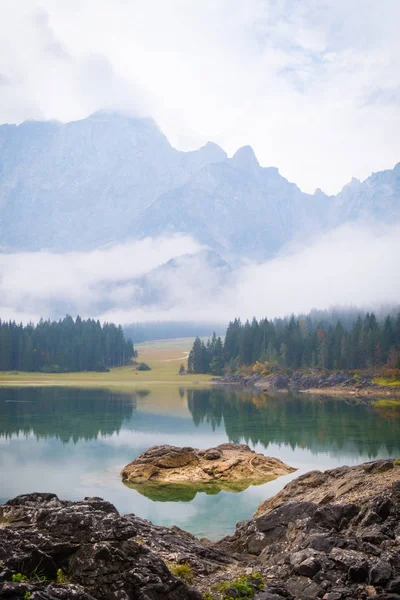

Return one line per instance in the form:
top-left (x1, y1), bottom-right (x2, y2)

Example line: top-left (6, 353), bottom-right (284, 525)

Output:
top-left (0, 338), bottom-right (213, 389)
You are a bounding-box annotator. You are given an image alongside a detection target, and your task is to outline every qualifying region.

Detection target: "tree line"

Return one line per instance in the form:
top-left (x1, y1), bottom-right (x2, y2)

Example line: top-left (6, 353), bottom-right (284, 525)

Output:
top-left (0, 315), bottom-right (136, 372)
top-left (188, 311), bottom-right (400, 374)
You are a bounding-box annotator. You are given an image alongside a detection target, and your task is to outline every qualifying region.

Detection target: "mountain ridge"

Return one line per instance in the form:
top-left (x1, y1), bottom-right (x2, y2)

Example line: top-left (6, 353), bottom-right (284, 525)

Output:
top-left (0, 111), bottom-right (399, 258)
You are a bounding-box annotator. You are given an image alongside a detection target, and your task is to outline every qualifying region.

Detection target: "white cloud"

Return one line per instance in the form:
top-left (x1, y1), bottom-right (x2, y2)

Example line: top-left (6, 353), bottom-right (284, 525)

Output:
top-left (0, 1), bottom-right (399, 193)
top-left (1, 226), bottom-right (399, 325)
top-left (0, 235), bottom-right (201, 321)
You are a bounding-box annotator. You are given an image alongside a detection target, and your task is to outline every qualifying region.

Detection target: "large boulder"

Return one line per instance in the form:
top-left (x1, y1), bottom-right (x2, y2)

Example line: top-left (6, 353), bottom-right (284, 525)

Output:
top-left (120, 443), bottom-right (295, 488)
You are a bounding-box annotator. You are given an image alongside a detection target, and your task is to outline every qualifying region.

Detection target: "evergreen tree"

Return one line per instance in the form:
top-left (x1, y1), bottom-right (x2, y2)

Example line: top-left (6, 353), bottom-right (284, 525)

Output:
top-left (187, 310), bottom-right (400, 374)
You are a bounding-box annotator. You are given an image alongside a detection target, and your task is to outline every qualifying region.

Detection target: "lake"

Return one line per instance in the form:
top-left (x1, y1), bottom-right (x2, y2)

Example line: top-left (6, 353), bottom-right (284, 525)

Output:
top-left (1, 385), bottom-right (399, 539)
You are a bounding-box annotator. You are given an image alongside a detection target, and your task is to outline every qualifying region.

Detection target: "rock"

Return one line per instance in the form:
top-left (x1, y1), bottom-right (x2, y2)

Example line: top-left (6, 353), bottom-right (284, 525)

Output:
top-left (216, 461), bottom-right (400, 600)
top-left (388, 579), bottom-right (400, 594)
top-left (290, 551), bottom-right (320, 578)
top-left (269, 375), bottom-right (290, 390)
top-left (1, 459), bottom-right (400, 600)
top-left (0, 493), bottom-right (202, 600)
top-left (255, 460), bottom-right (399, 518)
top-left (286, 576), bottom-right (323, 599)
top-left (369, 561), bottom-right (392, 585)
top-left (255, 593), bottom-right (288, 600)
top-left (0, 582), bottom-right (97, 599)
top-left (121, 443), bottom-right (295, 488)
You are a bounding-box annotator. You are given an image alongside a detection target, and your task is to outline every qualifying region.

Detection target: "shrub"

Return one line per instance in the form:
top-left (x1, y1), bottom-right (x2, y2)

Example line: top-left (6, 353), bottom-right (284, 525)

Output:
top-left (137, 362), bottom-right (151, 371)
top-left (11, 573), bottom-right (28, 583)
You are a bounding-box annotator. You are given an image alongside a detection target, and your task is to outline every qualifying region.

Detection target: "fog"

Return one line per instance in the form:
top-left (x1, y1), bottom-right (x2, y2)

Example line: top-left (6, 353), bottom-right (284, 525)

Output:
top-left (2, 1), bottom-right (400, 193)
top-left (1, 223), bottom-right (399, 326)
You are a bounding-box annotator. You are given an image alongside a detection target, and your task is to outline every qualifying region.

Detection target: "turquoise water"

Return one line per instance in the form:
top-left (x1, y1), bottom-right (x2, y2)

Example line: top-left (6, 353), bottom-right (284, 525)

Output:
top-left (0, 386), bottom-right (399, 539)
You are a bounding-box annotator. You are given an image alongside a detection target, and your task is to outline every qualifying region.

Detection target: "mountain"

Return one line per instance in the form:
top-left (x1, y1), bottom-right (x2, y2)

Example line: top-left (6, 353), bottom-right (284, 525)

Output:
top-left (0, 111), bottom-right (226, 251)
top-left (330, 163), bottom-right (400, 225)
top-left (0, 111), bottom-right (399, 258)
top-left (133, 146), bottom-right (330, 258)
top-left (95, 250), bottom-right (232, 313)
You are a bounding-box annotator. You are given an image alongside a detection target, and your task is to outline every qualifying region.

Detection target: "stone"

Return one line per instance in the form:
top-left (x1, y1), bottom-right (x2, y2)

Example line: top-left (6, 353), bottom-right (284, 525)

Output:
top-left (369, 561), bottom-right (392, 585)
top-left (254, 460), bottom-right (400, 518)
top-left (1, 458), bottom-right (400, 600)
top-left (0, 493), bottom-right (202, 600)
top-left (388, 579), bottom-right (400, 594)
top-left (121, 443), bottom-right (295, 488)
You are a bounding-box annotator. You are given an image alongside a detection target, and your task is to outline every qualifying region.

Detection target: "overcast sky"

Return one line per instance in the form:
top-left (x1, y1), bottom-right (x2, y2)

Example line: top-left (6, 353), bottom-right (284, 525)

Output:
top-left (1, 0), bottom-right (400, 194)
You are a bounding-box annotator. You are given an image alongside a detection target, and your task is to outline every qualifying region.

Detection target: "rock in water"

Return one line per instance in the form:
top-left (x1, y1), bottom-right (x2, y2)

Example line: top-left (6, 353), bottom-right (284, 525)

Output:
top-left (120, 443), bottom-right (296, 487)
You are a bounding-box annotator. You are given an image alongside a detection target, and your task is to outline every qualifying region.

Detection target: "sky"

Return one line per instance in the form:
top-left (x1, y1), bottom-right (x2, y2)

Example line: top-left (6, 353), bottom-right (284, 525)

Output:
top-left (1, 0), bottom-right (400, 194)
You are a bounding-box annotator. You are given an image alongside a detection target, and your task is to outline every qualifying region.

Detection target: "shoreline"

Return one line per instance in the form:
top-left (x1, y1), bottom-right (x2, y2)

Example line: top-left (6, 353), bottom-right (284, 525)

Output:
top-left (296, 385), bottom-right (400, 398)
top-left (211, 370), bottom-right (400, 401)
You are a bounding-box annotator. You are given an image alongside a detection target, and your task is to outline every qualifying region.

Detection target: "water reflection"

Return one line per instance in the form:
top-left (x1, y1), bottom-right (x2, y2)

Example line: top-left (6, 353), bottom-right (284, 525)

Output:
top-left (187, 388), bottom-right (400, 458)
top-left (1, 387), bottom-right (399, 458)
top-left (124, 478), bottom-right (271, 502)
top-left (0, 387), bottom-right (135, 442)
top-left (1, 385), bottom-right (399, 538)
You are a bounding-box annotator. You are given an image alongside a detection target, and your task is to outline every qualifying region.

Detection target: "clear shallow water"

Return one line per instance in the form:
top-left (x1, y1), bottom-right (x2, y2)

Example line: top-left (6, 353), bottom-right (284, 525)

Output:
top-left (1, 386), bottom-right (399, 539)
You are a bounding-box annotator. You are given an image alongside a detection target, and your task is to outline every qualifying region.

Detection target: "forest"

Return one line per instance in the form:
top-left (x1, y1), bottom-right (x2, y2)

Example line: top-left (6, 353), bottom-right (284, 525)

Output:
top-left (188, 311), bottom-right (400, 375)
top-left (0, 315), bottom-right (136, 372)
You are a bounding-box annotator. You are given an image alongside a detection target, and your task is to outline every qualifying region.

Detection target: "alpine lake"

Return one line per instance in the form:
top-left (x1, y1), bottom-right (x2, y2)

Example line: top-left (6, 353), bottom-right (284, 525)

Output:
top-left (1, 384), bottom-right (400, 540)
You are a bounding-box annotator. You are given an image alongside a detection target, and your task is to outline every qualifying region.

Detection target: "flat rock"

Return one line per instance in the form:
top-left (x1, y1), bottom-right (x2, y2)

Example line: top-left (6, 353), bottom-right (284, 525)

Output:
top-left (120, 443), bottom-right (296, 487)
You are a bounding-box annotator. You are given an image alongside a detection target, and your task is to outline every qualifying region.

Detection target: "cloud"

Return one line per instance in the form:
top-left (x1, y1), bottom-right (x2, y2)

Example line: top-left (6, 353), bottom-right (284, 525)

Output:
top-left (1, 225), bottom-right (399, 326)
top-left (0, 1), bottom-right (400, 193)
top-left (0, 235), bottom-right (202, 321)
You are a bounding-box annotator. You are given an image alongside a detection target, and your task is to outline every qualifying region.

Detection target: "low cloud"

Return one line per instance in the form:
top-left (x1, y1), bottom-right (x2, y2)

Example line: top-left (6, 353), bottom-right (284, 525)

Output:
top-left (0, 235), bottom-right (201, 321)
top-left (1, 224), bottom-right (399, 326)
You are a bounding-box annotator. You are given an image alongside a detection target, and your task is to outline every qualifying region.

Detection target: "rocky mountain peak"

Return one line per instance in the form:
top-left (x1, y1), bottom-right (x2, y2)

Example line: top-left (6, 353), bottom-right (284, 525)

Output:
top-left (195, 141), bottom-right (227, 163)
top-left (230, 144), bottom-right (260, 173)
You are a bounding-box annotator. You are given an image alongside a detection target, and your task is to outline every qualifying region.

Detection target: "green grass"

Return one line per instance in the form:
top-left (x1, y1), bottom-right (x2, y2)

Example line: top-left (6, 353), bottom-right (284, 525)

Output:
top-left (212, 574), bottom-right (264, 599)
top-left (168, 563), bottom-right (194, 583)
top-left (373, 377), bottom-right (400, 387)
top-left (0, 338), bottom-right (213, 389)
top-left (372, 398), bottom-right (400, 407)
top-left (56, 569), bottom-right (70, 584)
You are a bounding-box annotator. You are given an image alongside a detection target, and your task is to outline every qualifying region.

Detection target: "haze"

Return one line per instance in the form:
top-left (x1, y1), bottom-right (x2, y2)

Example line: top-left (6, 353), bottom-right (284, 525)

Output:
top-left (1, 1), bottom-right (400, 194)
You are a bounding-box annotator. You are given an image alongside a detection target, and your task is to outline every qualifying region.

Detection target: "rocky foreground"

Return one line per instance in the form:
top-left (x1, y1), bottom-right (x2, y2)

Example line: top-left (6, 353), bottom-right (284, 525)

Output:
top-left (0, 459), bottom-right (399, 600)
top-left (121, 443), bottom-right (295, 487)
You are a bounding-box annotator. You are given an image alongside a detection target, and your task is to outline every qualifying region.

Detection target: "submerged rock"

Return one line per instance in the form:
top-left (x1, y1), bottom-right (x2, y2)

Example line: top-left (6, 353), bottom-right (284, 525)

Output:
top-left (120, 443), bottom-right (296, 488)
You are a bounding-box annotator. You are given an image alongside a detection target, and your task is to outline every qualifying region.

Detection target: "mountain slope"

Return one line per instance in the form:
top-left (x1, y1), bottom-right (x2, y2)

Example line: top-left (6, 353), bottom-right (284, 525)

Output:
top-left (330, 162), bottom-right (400, 225)
top-left (0, 111), bottom-right (399, 258)
top-left (0, 111), bottom-right (226, 251)
top-left (134, 146), bottom-right (330, 259)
